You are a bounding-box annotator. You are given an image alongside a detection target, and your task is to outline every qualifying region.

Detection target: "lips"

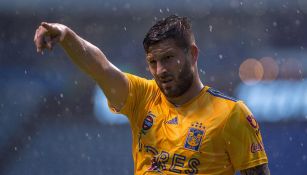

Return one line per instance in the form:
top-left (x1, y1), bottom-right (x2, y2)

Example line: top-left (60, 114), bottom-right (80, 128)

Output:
top-left (160, 79), bottom-right (173, 87)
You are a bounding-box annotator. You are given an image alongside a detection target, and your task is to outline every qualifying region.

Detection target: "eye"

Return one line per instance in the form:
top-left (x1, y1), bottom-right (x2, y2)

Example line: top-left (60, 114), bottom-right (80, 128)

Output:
top-left (148, 60), bottom-right (156, 65)
top-left (162, 55), bottom-right (173, 62)
top-left (166, 55), bottom-right (173, 59)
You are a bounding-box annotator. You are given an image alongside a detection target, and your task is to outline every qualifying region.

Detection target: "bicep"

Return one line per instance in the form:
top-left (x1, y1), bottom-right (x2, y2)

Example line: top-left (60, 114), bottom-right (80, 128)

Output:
top-left (240, 163), bottom-right (270, 175)
top-left (96, 65), bottom-right (129, 111)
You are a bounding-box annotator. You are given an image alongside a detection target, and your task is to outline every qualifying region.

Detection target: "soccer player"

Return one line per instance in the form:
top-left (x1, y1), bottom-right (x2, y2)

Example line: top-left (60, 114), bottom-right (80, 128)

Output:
top-left (34, 15), bottom-right (270, 175)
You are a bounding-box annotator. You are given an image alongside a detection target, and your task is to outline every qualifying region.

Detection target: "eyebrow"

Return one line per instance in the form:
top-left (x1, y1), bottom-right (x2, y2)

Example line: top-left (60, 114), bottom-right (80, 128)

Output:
top-left (147, 49), bottom-right (175, 60)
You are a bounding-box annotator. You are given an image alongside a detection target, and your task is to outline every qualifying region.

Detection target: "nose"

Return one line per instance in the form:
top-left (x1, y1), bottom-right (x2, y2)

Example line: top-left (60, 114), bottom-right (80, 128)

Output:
top-left (156, 61), bottom-right (167, 76)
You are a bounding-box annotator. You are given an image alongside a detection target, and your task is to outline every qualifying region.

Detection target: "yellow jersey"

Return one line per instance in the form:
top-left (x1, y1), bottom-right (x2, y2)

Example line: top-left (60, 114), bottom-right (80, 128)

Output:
top-left (108, 73), bottom-right (268, 175)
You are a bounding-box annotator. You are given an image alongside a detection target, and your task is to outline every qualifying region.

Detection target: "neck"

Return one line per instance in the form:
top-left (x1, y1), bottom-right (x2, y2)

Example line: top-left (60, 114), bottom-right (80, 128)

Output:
top-left (167, 75), bottom-right (204, 106)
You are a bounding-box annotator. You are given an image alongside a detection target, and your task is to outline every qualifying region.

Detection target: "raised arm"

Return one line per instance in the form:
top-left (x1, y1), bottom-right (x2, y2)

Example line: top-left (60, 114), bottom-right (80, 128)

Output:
top-left (34, 22), bottom-right (128, 111)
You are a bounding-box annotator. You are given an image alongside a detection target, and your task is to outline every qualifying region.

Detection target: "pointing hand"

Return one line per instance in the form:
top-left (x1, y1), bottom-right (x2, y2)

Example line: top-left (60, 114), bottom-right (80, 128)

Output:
top-left (34, 22), bottom-right (67, 54)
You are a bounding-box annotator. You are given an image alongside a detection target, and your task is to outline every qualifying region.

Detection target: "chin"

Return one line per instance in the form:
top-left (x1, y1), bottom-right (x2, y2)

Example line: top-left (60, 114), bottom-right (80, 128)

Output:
top-left (163, 89), bottom-right (183, 98)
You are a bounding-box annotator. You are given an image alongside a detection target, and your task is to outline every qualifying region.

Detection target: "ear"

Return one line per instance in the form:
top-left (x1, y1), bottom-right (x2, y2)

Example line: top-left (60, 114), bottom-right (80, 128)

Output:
top-left (190, 44), bottom-right (198, 64)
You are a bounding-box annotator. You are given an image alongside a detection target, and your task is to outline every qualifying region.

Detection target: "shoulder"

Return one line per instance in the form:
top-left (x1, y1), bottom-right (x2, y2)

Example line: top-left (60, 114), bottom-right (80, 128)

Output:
top-left (204, 87), bottom-right (255, 129)
top-left (204, 87), bottom-right (239, 115)
top-left (124, 73), bottom-right (159, 91)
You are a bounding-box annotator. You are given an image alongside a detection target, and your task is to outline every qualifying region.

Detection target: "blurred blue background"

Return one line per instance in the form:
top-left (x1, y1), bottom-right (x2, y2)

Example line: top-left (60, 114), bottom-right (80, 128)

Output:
top-left (0, 0), bottom-right (306, 174)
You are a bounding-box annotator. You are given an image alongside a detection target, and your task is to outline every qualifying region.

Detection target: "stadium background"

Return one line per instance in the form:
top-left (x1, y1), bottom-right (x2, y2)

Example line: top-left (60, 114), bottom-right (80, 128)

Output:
top-left (1, 0), bottom-right (307, 174)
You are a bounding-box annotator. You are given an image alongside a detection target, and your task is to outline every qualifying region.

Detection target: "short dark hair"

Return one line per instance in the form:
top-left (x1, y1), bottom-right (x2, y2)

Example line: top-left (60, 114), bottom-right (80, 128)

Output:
top-left (143, 15), bottom-right (195, 53)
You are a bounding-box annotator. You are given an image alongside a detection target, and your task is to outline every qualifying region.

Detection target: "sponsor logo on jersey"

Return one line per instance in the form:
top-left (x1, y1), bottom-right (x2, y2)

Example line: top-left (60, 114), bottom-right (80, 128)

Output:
top-left (184, 127), bottom-right (205, 151)
top-left (142, 112), bottom-right (156, 131)
top-left (251, 142), bottom-right (264, 153)
top-left (138, 112), bottom-right (156, 151)
top-left (246, 115), bottom-right (260, 136)
top-left (246, 115), bottom-right (258, 129)
top-left (165, 116), bottom-right (178, 125)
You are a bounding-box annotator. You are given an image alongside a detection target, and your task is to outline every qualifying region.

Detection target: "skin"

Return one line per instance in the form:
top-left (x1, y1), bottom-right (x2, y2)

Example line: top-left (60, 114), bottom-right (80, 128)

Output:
top-left (146, 38), bottom-right (203, 106)
top-left (240, 163), bottom-right (270, 175)
top-left (34, 22), bottom-right (129, 111)
top-left (34, 22), bottom-right (270, 174)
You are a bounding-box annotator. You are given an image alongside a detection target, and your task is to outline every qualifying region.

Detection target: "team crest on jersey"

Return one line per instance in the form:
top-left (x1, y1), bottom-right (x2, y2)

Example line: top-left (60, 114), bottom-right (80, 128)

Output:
top-left (184, 127), bottom-right (205, 151)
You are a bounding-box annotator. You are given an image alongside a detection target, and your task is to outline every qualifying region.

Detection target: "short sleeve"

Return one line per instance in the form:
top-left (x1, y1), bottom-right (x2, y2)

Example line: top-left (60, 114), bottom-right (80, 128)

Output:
top-left (222, 101), bottom-right (268, 171)
top-left (108, 73), bottom-right (158, 120)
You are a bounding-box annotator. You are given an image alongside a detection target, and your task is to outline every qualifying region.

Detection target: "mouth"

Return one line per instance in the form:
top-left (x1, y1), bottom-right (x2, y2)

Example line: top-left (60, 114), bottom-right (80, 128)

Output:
top-left (160, 79), bottom-right (173, 87)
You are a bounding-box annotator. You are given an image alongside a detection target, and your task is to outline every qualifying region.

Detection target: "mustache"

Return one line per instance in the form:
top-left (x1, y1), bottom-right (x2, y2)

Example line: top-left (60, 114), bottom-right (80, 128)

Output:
top-left (157, 73), bottom-right (173, 80)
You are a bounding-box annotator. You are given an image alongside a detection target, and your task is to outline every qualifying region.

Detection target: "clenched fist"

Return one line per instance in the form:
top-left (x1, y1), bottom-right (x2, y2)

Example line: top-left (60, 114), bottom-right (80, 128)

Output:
top-left (34, 22), bottom-right (68, 54)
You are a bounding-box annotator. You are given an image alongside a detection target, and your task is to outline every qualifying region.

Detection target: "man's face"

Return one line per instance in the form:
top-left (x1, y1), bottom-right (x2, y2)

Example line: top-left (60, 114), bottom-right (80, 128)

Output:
top-left (146, 39), bottom-right (194, 98)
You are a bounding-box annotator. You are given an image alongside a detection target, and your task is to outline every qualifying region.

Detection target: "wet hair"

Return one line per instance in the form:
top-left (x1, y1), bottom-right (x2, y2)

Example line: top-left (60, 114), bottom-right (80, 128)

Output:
top-left (143, 15), bottom-right (195, 53)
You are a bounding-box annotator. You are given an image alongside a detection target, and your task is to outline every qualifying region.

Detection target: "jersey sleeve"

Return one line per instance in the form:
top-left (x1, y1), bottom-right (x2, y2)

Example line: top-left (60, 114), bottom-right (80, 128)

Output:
top-left (108, 73), bottom-right (157, 121)
top-left (222, 101), bottom-right (268, 171)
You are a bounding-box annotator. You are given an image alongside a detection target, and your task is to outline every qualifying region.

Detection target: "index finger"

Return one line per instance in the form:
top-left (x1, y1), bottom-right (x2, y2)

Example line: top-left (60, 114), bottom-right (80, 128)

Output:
top-left (34, 25), bottom-right (48, 53)
top-left (41, 22), bottom-right (56, 32)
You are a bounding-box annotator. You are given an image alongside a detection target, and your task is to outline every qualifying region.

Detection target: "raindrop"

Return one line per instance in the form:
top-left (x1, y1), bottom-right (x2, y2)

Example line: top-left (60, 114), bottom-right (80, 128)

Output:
top-left (159, 9), bottom-right (163, 13)
top-left (65, 107), bottom-right (70, 112)
top-left (302, 155), bottom-right (307, 161)
top-left (124, 3), bottom-right (130, 9)
top-left (166, 8), bottom-right (170, 12)
top-left (74, 80), bottom-right (79, 85)
top-left (123, 26), bottom-right (127, 31)
top-left (301, 143), bottom-right (304, 147)
top-left (272, 21), bottom-right (278, 27)
top-left (60, 93), bottom-right (64, 98)
top-left (289, 137), bottom-right (293, 141)
top-left (199, 69), bottom-right (205, 75)
top-left (209, 25), bottom-right (213, 32)
top-left (24, 70), bottom-right (27, 75)
top-left (177, 60), bottom-right (181, 64)
top-left (112, 7), bottom-right (117, 12)
top-left (14, 146), bottom-right (18, 151)
top-left (218, 54), bottom-right (223, 60)
top-left (81, 153), bottom-right (86, 158)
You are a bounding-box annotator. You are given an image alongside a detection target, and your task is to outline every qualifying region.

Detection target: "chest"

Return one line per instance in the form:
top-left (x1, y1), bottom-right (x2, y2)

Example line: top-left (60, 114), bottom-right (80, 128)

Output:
top-left (136, 104), bottom-right (225, 154)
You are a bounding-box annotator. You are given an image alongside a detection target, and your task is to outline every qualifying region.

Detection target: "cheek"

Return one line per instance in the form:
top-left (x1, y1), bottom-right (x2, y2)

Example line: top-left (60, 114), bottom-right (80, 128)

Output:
top-left (148, 66), bottom-right (157, 76)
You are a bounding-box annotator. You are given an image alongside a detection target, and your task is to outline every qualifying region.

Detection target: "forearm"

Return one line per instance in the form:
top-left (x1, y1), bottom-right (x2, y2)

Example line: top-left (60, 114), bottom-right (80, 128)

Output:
top-left (60, 28), bottom-right (113, 81)
top-left (34, 23), bottom-right (129, 110)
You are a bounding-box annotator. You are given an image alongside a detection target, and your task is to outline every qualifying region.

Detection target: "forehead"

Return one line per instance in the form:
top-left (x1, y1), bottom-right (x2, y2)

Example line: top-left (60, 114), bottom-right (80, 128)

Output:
top-left (146, 39), bottom-right (181, 58)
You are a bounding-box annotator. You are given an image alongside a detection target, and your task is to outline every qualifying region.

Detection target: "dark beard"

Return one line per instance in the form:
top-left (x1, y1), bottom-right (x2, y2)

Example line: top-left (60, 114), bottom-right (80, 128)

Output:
top-left (157, 60), bottom-right (194, 98)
